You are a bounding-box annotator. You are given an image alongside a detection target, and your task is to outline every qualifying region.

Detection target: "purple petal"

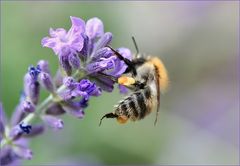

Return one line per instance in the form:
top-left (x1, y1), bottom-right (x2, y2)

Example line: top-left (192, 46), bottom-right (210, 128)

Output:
top-left (93, 32), bottom-right (112, 52)
top-left (0, 146), bottom-right (20, 166)
top-left (37, 60), bottom-right (50, 74)
top-left (86, 17), bottom-right (104, 39)
top-left (23, 124), bottom-right (44, 138)
top-left (13, 146), bottom-right (33, 160)
top-left (0, 103), bottom-right (6, 136)
top-left (63, 77), bottom-right (76, 89)
top-left (42, 115), bottom-right (64, 130)
top-left (59, 50), bottom-right (72, 75)
top-left (61, 102), bottom-right (85, 119)
top-left (91, 47), bottom-right (112, 60)
top-left (49, 28), bottom-right (67, 38)
top-left (106, 48), bottom-right (132, 77)
top-left (117, 47), bottom-right (132, 60)
top-left (119, 84), bottom-right (128, 94)
top-left (70, 16), bottom-right (85, 34)
top-left (11, 104), bottom-right (26, 126)
top-left (68, 53), bottom-right (80, 69)
top-left (9, 125), bottom-right (23, 141)
top-left (21, 100), bottom-right (35, 113)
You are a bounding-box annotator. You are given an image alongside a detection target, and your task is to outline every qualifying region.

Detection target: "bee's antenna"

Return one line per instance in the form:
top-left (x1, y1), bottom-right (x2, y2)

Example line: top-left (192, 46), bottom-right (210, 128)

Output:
top-left (99, 112), bottom-right (118, 126)
top-left (107, 45), bottom-right (137, 76)
top-left (132, 36), bottom-right (139, 54)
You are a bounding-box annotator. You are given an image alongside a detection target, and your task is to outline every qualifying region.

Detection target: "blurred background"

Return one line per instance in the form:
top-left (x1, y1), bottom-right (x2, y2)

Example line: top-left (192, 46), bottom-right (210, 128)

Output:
top-left (1, 1), bottom-right (239, 165)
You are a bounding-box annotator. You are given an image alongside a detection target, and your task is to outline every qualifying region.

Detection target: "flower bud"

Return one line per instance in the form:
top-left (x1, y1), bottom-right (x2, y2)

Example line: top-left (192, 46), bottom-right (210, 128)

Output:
top-left (59, 52), bottom-right (72, 76)
top-left (24, 73), bottom-right (40, 104)
top-left (42, 115), bottom-right (64, 130)
top-left (13, 146), bottom-right (33, 160)
top-left (21, 100), bottom-right (35, 113)
top-left (93, 32), bottom-right (112, 52)
top-left (39, 72), bottom-right (54, 93)
top-left (23, 124), bottom-right (44, 138)
top-left (37, 60), bottom-right (50, 74)
top-left (61, 102), bottom-right (85, 119)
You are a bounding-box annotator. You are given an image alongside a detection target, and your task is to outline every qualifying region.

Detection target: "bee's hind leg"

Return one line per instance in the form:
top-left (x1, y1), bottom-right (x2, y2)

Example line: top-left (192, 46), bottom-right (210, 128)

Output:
top-left (99, 112), bottom-right (118, 126)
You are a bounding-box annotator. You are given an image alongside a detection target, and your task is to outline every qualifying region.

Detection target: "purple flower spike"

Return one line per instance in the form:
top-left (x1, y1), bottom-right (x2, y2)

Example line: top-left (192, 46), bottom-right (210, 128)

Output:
top-left (41, 16), bottom-right (85, 56)
top-left (13, 146), bottom-right (33, 160)
top-left (21, 100), bottom-right (35, 113)
top-left (37, 60), bottom-right (50, 74)
top-left (39, 72), bottom-right (54, 93)
top-left (86, 17), bottom-right (104, 39)
top-left (42, 115), bottom-right (64, 130)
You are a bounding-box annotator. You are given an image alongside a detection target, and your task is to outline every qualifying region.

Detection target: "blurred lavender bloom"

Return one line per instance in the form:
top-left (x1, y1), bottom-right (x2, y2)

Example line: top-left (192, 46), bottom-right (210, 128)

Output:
top-left (21, 100), bottom-right (35, 113)
top-left (0, 105), bottom-right (33, 165)
top-left (61, 102), bottom-right (85, 119)
top-left (42, 115), bottom-right (64, 130)
top-left (37, 60), bottom-right (50, 74)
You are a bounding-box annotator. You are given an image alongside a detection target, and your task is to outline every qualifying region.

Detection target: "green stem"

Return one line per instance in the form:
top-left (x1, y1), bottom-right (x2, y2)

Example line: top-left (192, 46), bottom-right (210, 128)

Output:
top-left (0, 70), bottom-right (84, 149)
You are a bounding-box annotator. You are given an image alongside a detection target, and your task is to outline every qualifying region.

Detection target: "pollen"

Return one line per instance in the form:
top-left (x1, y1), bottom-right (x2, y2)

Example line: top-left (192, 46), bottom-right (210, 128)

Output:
top-left (117, 115), bottom-right (128, 124)
top-left (118, 76), bottom-right (135, 86)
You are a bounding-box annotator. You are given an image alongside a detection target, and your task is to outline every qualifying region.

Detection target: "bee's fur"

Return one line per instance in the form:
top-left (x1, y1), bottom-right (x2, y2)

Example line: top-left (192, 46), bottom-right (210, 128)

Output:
top-left (99, 46), bottom-right (169, 126)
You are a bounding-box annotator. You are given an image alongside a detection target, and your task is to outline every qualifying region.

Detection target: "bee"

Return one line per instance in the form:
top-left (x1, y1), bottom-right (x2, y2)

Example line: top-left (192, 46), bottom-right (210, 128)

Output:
top-left (99, 37), bottom-right (169, 126)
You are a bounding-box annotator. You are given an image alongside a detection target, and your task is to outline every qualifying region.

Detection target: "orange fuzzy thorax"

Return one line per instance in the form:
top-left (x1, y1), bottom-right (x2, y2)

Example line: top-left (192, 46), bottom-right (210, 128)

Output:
top-left (148, 57), bottom-right (169, 93)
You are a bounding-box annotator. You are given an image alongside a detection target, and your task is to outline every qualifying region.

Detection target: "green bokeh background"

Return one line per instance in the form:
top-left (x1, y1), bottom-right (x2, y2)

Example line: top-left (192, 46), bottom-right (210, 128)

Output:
top-left (1, 1), bottom-right (239, 165)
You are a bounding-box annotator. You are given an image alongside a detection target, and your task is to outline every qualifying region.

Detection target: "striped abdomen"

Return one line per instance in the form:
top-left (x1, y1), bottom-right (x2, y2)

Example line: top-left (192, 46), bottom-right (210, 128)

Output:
top-left (115, 86), bottom-right (153, 123)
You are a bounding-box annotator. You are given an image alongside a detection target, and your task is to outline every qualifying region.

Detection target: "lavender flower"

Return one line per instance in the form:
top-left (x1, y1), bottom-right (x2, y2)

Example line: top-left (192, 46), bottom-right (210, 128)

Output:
top-left (0, 104), bottom-right (43, 166)
top-left (1, 16), bottom-right (132, 165)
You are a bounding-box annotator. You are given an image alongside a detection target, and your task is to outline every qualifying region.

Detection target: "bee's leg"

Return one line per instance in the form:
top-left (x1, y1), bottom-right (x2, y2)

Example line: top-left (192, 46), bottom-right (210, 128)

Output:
top-left (97, 72), bottom-right (137, 91)
top-left (99, 112), bottom-right (118, 126)
top-left (107, 45), bottom-right (137, 76)
top-left (97, 72), bottom-right (118, 82)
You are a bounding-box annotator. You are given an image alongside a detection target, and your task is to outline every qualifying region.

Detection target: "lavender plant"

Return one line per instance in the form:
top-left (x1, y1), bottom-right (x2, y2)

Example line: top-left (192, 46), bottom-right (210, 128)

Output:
top-left (0, 16), bottom-right (132, 165)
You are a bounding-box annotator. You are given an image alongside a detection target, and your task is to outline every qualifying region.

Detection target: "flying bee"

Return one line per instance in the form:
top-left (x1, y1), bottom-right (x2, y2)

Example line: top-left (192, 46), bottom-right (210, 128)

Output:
top-left (98, 37), bottom-right (169, 126)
